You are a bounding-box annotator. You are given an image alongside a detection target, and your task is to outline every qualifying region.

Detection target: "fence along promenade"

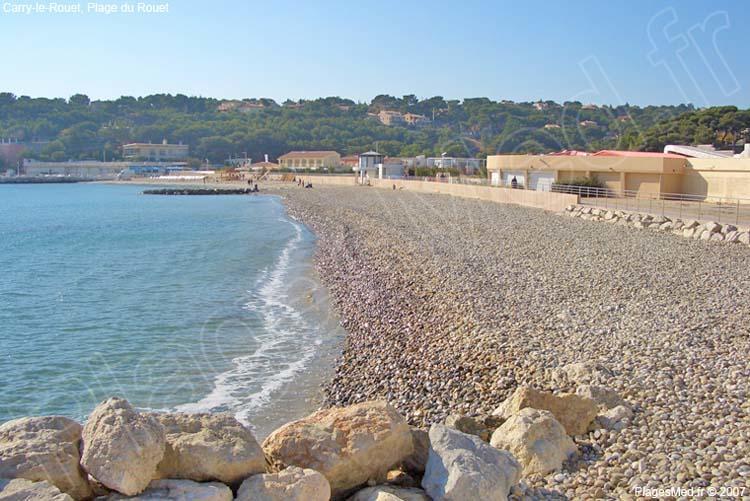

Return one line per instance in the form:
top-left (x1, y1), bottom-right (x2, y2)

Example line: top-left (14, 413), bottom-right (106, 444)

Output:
top-left (552, 185), bottom-right (750, 227)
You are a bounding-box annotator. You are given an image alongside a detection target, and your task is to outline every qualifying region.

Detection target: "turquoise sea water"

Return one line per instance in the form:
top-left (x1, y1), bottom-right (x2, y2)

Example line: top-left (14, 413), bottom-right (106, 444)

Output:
top-left (0, 184), bottom-right (341, 437)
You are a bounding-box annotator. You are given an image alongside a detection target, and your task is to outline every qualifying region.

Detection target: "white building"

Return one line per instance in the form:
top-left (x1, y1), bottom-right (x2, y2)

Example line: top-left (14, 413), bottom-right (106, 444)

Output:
top-left (663, 144), bottom-right (737, 159)
top-left (426, 157), bottom-right (482, 174)
top-left (356, 151), bottom-right (404, 181)
top-left (23, 160), bottom-right (187, 179)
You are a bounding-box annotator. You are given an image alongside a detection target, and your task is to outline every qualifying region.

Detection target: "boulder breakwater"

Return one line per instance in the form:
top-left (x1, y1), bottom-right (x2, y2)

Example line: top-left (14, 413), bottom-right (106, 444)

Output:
top-left (0, 385), bottom-right (636, 501)
top-left (562, 204), bottom-right (750, 245)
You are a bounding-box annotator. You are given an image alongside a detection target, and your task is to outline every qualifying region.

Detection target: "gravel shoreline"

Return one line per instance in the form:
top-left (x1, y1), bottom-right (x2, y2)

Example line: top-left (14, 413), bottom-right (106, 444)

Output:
top-left (278, 184), bottom-right (750, 499)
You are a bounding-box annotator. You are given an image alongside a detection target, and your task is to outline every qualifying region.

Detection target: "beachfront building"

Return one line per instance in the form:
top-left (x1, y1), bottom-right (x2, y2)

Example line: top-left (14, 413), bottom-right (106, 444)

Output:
top-left (23, 159), bottom-right (186, 179)
top-left (278, 151), bottom-right (341, 170)
top-left (426, 157), bottom-right (483, 175)
top-left (122, 140), bottom-right (189, 161)
top-left (341, 155), bottom-right (359, 169)
top-left (663, 144), bottom-right (743, 159)
top-left (356, 151), bottom-right (404, 181)
top-left (487, 148), bottom-right (750, 199)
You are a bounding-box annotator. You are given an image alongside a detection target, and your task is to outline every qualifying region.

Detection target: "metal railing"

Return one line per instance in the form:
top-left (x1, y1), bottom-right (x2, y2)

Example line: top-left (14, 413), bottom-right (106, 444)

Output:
top-left (552, 184), bottom-right (750, 227)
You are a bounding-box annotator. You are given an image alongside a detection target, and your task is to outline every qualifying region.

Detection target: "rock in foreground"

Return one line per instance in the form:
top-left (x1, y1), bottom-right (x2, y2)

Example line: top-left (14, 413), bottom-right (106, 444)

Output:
top-left (348, 485), bottom-right (430, 501)
top-left (262, 401), bottom-right (413, 497)
top-left (103, 479), bottom-right (232, 501)
top-left (422, 424), bottom-right (520, 501)
top-left (155, 412), bottom-right (266, 484)
top-left (81, 398), bottom-right (166, 496)
top-left (0, 478), bottom-right (73, 501)
top-left (0, 416), bottom-right (92, 499)
top-left (492, 386), bottom-right (598, 436)
top-left (490, 408), bottom-right (576, 476)
top-left (236, 466), bottom-right (330, 501)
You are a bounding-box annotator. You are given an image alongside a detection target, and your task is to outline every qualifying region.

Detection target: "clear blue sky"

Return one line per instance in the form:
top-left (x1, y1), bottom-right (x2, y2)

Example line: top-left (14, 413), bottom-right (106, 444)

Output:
top-left (1, 0), bottom-right (747, 107)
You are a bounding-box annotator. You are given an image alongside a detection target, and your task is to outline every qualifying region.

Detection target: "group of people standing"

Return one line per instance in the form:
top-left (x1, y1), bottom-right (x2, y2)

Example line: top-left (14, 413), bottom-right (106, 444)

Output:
top-left (291, 176), bottom-right (313, 189)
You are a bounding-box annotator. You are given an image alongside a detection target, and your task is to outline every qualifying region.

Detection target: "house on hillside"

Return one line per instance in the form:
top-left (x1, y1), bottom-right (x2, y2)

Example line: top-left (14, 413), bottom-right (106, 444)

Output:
top-left (217, 100), bottom-right (272, 113)
top-left (377, 110), bottom-right (405, 126)
top-left (403, 113), bottom-right (430, 126)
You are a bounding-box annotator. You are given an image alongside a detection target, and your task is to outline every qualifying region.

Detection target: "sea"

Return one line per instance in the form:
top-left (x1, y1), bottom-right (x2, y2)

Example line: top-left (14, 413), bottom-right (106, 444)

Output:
top-left (0, 183), bottom-right (342, 438)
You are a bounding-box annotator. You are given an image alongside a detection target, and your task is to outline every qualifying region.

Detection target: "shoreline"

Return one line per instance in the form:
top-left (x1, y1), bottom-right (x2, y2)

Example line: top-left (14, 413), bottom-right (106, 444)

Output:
top-left (0, 182), bottom-right (342, 442)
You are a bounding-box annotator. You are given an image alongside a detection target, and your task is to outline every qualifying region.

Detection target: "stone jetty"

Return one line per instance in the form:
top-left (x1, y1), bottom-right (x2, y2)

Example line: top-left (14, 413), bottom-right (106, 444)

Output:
top-left (276, 185), bottom-right (750, 498)
top-left (143, 188), bottom-right (258, 195)
top-left (0, 390), bottom-right (634, 500)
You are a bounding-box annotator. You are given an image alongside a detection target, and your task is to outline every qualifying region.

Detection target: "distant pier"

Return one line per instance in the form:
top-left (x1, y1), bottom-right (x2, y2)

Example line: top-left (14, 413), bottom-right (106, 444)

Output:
top-left (0, 177), bottom-right (88, 184)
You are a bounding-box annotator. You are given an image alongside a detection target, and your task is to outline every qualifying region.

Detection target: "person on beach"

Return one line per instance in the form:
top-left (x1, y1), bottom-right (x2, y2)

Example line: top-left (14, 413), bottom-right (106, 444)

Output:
top-left (511, 176), bottom-right (518, 189)
top-left (253, 183), bottom-right (259, 192)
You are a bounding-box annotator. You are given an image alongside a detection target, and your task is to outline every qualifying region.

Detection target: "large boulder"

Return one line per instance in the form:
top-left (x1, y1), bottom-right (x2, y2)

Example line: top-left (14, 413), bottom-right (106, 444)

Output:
top-left (492, 386), bottom-right (597, 436)
top-left (490, 408), bottom-right (576, 476)
top-left (262, 401), bottom-right (413, 497)
top-left (422, 424), bottom-right (520, 501)
top-left (575, 385), bottom-right (627, 410)
top-left (103, 479), bottom-right (233, 501)
top-left (81, 398), bottom-right (166, 496)
top-left (0, 478), bottom-right (73, 501)
top-left (704, 221), bottom-right (721, 234)
top-left (0, 416), bottom-right (92, 499)
top-left (348, 485), bottom-right (430, 501)
top-left (236, 466), bottom-right (330, 501)
top-left (154, 412), bottom-right (266, 484)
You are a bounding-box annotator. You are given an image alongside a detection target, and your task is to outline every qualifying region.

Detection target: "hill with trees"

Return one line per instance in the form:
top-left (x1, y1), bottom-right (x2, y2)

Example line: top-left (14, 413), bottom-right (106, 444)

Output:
top-left (637, 106), bottom-right (750, 152)
top-left (0, 91), bottom-right (735, 167)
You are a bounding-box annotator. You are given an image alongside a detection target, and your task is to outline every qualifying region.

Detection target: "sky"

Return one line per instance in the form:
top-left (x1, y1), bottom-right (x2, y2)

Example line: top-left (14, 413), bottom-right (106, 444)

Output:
top-left (0, 0), bottom-right (747, 107)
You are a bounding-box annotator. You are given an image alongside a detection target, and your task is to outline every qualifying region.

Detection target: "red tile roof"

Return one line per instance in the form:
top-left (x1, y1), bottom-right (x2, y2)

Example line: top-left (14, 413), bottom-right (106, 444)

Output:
top-left (592, 150), bottom-right (685, 159)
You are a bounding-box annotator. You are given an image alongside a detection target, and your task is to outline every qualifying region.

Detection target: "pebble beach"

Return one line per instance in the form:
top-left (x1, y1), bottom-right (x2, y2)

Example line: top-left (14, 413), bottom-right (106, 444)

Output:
top-left (278, 184), bottom-right (750, 499)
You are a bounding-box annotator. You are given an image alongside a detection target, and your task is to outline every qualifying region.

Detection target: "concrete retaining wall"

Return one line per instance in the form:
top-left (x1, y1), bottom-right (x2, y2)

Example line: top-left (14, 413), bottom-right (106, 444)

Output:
top-left (297, 175), bottom-right (578, 212)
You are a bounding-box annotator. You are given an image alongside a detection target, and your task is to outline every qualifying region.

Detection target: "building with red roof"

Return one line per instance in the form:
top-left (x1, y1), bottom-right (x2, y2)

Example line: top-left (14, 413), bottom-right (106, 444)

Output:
top-left (486, 147), bottom-right (750, 199)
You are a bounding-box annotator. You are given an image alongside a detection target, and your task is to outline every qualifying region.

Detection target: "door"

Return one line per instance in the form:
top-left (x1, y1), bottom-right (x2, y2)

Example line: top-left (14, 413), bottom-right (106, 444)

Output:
top-left (503, 171), bottom-right (526, 188)
top-left (529, 171), bottom-right (555, 191)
